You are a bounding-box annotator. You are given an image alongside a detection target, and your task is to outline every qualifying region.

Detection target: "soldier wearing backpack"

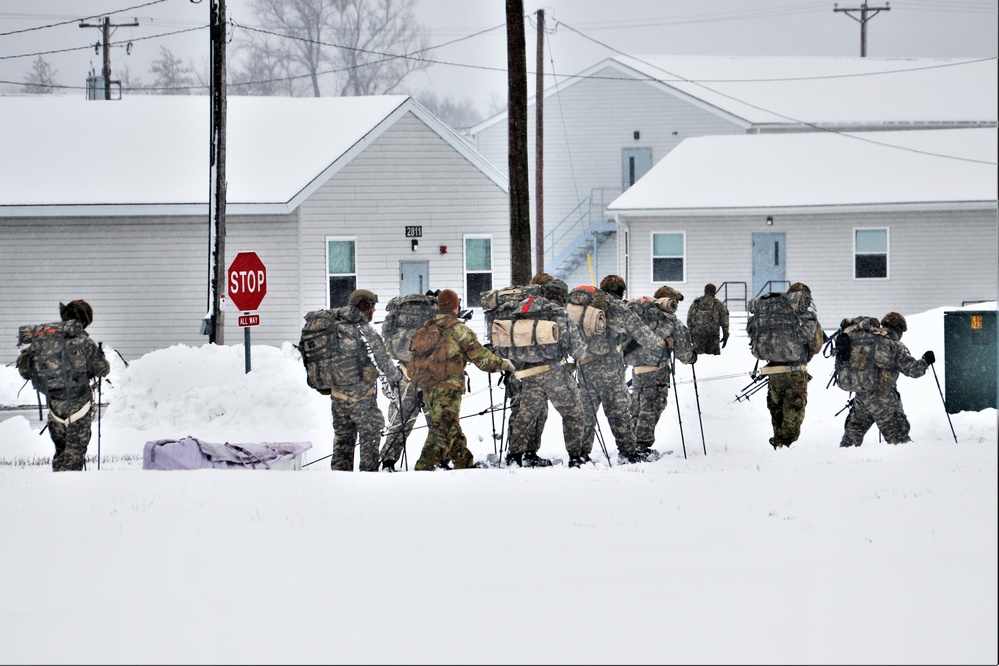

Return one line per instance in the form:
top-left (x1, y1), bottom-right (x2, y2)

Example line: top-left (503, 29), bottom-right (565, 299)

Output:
top-left (687, 283), bottom-right (730, 355)
top-left (746, 282), bottom-right (825, 449)
top-left (16, 300), bottom-right (110, 471)
top-left (624, 286), bottom-right (697, 461)
top-left (837, 311), bottom-right (934, 448)
top-left (299, 289), bottom-right (402, 472)
top-left (407, 289), bottom-right (514, 471)
top-left (493, 279), bottom-right (591, 467)
top-left (575, 275), bottom-right (671, 464)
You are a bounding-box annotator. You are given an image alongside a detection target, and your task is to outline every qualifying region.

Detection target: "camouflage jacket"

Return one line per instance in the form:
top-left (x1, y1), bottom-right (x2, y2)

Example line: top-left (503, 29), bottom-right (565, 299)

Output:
top-left (338, 305), bottom-right (403, 390)
top-left (878, 329), bottom-right (929, 388)
top-left (589, 294), bottom-right (666, 362)
top-left (17, 329), bottom-right (110, 414)
top-left (425, 312), bottom-right (508, 391)
top-left (624, 304), bottom-right (696, 368)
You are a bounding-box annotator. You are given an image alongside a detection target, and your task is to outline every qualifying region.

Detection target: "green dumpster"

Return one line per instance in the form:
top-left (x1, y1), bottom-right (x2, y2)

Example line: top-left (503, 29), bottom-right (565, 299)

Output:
top-left (944, 310), bottom-right (997, 414)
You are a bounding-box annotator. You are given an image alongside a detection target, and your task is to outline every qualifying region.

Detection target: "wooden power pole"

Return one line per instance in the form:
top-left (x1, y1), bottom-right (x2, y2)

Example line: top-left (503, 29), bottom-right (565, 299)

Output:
top-left (834, 1), bottom-right (891, 57)
top-left (534, 9), bottom-right (545, 275)
top-left (78, 16), bottom-right (138, 100)
top-left (506, 0), bottom-right (532, 286)
top-left (209, 0), bottom-right (228, 344)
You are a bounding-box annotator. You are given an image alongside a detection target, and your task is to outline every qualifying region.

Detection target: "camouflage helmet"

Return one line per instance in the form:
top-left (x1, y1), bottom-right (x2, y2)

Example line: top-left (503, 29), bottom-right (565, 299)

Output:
top-left (59, 299), bottom-right (94, 329)
top-left (882, 311), bottom-right (907, 335)
top-left (542, 279), bottom-right (569, 303)
top-left (530, 272), bottom-right (555, 285)
top-left (655, 285), bottom-right (684, 302)
top-left (599, 274), bottom-right (627, 299)
top-left (348, 289), bottom-right (378, 308)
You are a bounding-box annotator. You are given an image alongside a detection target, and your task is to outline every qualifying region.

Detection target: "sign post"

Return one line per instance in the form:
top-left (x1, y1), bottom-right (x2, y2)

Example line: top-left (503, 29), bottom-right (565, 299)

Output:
top-left (227, 252), bottom-right (267, 373)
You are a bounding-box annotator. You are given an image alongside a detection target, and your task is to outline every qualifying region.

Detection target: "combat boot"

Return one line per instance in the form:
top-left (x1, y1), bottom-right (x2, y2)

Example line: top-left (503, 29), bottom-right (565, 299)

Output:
top-left (521, 452), bottom-right (553, 468)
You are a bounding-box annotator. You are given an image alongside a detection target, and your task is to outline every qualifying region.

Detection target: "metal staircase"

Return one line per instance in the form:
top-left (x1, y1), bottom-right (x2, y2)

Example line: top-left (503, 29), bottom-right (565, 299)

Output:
top-left (543, 188), bottom-right (620, 280)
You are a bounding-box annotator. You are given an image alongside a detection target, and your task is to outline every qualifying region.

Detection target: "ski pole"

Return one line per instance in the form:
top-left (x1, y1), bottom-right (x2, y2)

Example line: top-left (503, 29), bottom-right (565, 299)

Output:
top-left (929, 363), bottom-right (958, 443)
top-left (670, 356), bottom-right (688, 460)
top-left (487, 372), bottom-right (499, 455)
top-left (690, 362), bottom-right (706, 455)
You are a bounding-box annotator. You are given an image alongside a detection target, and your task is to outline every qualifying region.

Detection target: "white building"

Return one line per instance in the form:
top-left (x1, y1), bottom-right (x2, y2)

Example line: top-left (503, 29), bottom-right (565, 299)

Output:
top-left (0, 95), bottom-right (509, 362)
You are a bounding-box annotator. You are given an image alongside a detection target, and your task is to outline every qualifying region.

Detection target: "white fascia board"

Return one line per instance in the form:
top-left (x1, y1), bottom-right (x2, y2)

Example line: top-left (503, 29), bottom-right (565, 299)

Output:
top-left (0, 202), bottom-right (296, 219)
top-left (611, 201), bottom-right (999, 218)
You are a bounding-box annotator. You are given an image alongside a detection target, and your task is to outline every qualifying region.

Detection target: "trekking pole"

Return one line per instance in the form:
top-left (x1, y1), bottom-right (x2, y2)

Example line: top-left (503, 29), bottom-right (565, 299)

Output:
top-left (487, 372), bottom-right (499, 455)
top-left (497, 372), bottom-right (512, 460)
top-left (690, 362), bottom-right (706, 455)
top-left (835, 397), bottom-right (854, 417)
top-left (670, 358), bottom-right (688, 460)
top-left (97, 378), bottom-right (102, 471)
top-left (929, 363), bottom-right (958, 443)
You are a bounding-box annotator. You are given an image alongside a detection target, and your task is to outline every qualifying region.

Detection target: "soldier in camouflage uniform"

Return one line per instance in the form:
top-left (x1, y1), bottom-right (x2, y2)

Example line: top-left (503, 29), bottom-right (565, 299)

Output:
top-left (16, 300), bottom-right (110, 472)
top-left (687, 283), bottom-right (730, 355)
top-left (328, 290), bottom-right (403, 472)
top-left (625, 286), bottom-right (697, 460)
top-left (577, 275), bottom-right (671, 464)
top-left (840, 312), bottom-right (935, 447)
top-left (503, 279), bottom-right (592, 468)
top-left (413, 289), bottom-right (514, 471)
top-left (761, 283), bottom-right (825, 449)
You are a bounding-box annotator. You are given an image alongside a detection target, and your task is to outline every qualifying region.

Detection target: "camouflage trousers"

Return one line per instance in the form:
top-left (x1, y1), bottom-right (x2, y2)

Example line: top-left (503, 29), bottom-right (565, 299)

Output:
top-left (379, 376), bottom-right (429, 467)
top-left (691, 332), bottom-right (721, 356)
top-left (48, 397), bottom-right (96, 472)
top-left (576, 355), bottom-right (637, 457)
top-left (507, 364), bottom-right (587, 458)
top-left (840, 388), bottom-right (911, 447)
top-left (330, 390), bottom-right (385, 472)
top-left (415, 386), bottom-right (475, 471)
top-left (629, 366), bottom-right (671, 449)
top-left (503, 375), bottom-right (548, 456)
top-left (766, 370), bottom-right (811, 446)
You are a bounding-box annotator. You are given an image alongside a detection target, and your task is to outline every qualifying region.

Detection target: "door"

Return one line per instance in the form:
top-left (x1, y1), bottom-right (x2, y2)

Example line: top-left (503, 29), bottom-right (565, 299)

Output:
top-left (400, 260), bottom-right (429, 296)
top-left (622, 148), bottom-right (653, 191)
top-left (752, 232), bottom-right (786, 298)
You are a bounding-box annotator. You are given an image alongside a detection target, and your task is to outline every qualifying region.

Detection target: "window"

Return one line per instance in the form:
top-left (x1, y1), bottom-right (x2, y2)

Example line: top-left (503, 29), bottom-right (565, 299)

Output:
top-left (652, 232), bottom-right (685, 282)
top-left (464, 236), bottom-right (493, 308)
top-left (855, 228), bottom-right (888, 279)
top-left (327, 239), bottom-right (356, 307)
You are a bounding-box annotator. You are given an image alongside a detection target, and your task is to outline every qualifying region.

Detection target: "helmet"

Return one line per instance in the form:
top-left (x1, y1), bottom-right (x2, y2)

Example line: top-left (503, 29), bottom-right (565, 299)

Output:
top-left (530, 272), bottom-right (554, 285)
top-left (348, 289), bottom-right (378, 308)
top-left (59, 299), bottom-right (94, 329)
top-left (599, 274), bottom-right (627, 299)
top-left (655, 286), bottom-right (684, 302)
top-left (542, 279), bottom-right (568, 303)
top-left (882, 312), bottom-right (907, 335)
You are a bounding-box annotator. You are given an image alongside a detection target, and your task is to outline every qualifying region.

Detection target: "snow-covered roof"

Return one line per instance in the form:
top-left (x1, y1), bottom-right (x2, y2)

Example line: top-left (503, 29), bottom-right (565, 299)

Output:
top-left (607, 127), bottom-right (998, 215)
top-left (0, 94), bottom-right (506, 217)
top-left (470, 55), bottom-right (997, 134)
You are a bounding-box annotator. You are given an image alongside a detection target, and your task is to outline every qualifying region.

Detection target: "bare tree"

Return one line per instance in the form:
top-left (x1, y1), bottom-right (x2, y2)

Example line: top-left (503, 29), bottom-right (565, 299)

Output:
top-left (21, 56), bottom-right (58, 94)
top-left (412, 90), bottom-right (484, 131)
top-left (228, 39), bottom-right (302, 96)
top-left (118, 63), bottom-right (145, 93)
top-left (243, 0), bottom-right (431, 97)
top-left (149, 46), bottom-right (196, 95)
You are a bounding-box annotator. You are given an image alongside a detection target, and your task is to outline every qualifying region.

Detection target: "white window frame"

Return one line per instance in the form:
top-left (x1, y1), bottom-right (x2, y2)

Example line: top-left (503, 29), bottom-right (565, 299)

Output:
top-left (326, 236), bottom-right (357, 307)
top-left (853, 227), bottom-right (890, 280)
top-left (463, 235), bottom-right (493, 308)
top-left (650, 230), bottom-right (686, 284)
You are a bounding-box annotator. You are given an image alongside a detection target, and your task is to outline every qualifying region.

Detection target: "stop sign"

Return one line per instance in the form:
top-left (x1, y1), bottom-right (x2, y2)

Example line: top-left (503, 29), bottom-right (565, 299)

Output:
top-left (227, 252), bottom-right (267, 311)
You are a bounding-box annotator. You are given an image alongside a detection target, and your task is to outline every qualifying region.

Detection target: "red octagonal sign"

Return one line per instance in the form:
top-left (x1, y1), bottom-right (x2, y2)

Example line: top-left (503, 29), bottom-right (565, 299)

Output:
top-left (227, 252), bottom-right (267, 312)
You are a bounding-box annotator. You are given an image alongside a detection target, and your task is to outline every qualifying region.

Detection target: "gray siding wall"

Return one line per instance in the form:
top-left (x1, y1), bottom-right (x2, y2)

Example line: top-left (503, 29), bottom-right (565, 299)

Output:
top-left (474, 65), bottom-right (742, 277)
top-left (1, 111), bottom-right (509, 364)
top-left (619, 208), bottom-right (998, 330)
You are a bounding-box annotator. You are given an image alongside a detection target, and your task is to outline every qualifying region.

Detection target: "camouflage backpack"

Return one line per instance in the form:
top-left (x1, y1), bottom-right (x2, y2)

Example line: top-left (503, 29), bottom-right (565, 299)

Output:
top-left (688, 296), bottom-right (721, 337)
top-left (831, 316), bottom-right (893, 393)
top-left (622, 297), bottom-right (676, 366)
top-left (566, 286), bottom-right (610, 354)
top-left (481, 285), bottom-right (541, 338)
top-left (746, 291), bottom-right (816, 364)
top-left (489, 295), bottom-right (564, 365)
top-left (298, 307), bottom-right (376, 395)
top-left (16, 320), bottom-right (91, 400)
top-left (407, 317), bottom-right (462, 387)
top-left (381, 293), bottom-right (437, 363)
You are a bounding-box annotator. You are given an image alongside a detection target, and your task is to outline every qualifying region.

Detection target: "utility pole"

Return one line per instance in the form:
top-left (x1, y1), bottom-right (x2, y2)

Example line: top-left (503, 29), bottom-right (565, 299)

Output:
top-left (79, 16), bottom-right (138, 100)
top-left (534, 9), bottom-right (545, 275)
top-left (834, 1), bottom-right (891, 57)
top-left (506, 0), bottom-right (531, 286)
top-left (208, 0), bottom-right (228, 345)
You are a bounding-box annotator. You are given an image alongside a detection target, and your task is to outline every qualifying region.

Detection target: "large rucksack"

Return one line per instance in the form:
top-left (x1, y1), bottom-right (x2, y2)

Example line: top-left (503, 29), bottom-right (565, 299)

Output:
top-left (489, 295), bottom-right (564, 365)
top-left (480, 285), bottom-right (541, 338)
top-left (566, 286), bottom-right (610, 354)
top-left (746, 291), bottom-right (816, 364)
top-left (298, 308), bottom-right (375, 395)
top-left (830, 316), bottom-right (892, 393)
top-left (381, 293), bottom-right (437, 363)
top-left (623, 297), bottom-right (678, 366)
top-left (407, 317), bottom-right (462, 387)
top-left (688, 296), bottom-right (721, 336)
top-left (17, 320), bottom-right (91, 400)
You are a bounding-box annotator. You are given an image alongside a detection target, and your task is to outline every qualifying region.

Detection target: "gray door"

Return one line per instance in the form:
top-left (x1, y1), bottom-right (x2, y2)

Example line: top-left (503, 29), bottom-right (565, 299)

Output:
top-left (622, 148), bottom-right (653, 191)
top-left (400, 260), bottom-right (429, 296)
top-left (752, 232), bottom-right (786, 298)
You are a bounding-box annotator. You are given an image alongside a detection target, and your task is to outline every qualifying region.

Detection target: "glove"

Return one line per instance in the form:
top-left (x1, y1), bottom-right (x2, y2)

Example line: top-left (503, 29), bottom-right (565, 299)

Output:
top-left (721, 334), bottom-right (729, 349)
top-left (501, 359), bottom-right (516, 375)
top-left (922, 350), bottom-right (935, 365)
top-left (691, 352), bottom-right (697, 364)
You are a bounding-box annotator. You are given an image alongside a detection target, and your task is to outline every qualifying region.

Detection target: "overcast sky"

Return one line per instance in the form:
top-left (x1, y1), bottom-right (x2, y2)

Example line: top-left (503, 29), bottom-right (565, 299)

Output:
top-left (1, 0), bottom-right (997, 114)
